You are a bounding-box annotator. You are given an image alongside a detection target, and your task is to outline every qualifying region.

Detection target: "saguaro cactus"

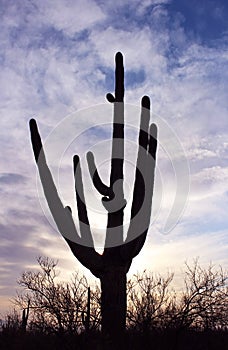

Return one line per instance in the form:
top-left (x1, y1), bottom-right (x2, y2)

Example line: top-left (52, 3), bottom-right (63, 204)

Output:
top-left (29, 52), bottom-right (157, 341)
top-left (82, 287), bottom-right (91, 332)
top-left (21, 300), bottom-right (30, 332)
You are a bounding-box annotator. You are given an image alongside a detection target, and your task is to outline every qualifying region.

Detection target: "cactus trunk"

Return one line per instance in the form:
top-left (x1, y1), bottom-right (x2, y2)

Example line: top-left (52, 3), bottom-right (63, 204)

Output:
top-left (101, 268), bottom-right (126, 340)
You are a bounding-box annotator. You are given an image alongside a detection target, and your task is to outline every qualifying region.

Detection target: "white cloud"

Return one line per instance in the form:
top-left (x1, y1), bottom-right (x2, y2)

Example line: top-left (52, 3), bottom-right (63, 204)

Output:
top-left (38, 0), bottom-right (105, 36)
top-left (129, 228), bottom-right (228, 280)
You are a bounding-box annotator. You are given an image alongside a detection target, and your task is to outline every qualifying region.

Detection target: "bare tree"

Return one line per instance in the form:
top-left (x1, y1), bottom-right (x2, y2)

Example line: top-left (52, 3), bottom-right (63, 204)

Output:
top-left (127, 271), bottom-right (174, 331)
top-left (1, 309), bottom-right (21, 334)
top-left (7, 259), bottom-right (227, 344)
top-left (169, 259), bottom-right (228, 331)
top-left (29, 51), bottom-right (157, 342)
top-left (14, 257), bottom-right (90, 334)
top-left (126, 261), bottom-right (228, 333)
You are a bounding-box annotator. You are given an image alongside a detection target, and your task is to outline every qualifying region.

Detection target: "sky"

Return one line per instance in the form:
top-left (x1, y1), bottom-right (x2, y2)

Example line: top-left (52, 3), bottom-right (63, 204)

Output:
top-left (0, 0), bottom-right (228, 314)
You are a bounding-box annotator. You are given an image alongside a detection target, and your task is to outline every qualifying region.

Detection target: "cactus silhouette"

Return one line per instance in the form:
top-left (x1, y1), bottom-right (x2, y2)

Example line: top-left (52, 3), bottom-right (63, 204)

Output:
top-left (82, 287), bottom-right (91, 332)
top-left (29, 52), bottom-right (157, 343)
top-left (21, 300), bottom-right (30, 332)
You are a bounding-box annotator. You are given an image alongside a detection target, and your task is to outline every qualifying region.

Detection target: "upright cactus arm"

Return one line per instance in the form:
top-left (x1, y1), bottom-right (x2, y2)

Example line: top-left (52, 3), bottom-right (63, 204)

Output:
top-left (121, 99), bottom-right (158, 261)
top-left (29, 119), bottom-right (103, 277)
top-left (67, 156), bottom-right (104, 273)
top-left (73, 155), bottom-right (96, 246)
top-left (129, 123), bottom-right (157, 257)
top-left (129, 96), bottom-right (151, 221)
top-left (143, 122), bottom-right (157, 225)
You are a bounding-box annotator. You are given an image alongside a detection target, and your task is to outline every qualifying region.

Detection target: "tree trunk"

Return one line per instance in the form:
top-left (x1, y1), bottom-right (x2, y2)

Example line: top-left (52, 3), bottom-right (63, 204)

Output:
top-left (100, 268), bottom-right (127, 344)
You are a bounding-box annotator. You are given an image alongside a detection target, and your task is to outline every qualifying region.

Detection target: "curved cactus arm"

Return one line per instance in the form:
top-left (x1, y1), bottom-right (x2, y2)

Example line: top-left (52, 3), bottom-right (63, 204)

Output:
top-left (29, 119), bottom-right (79, 238)
top-left (73, 155), bottom-right (97, 246)
top-left (63, 245), bottom-right (103, 278)
top-left (86, 152), bottom-right (114, 198)
top-left (29, 119), bottom-right (103, 276)
top-left (64, 206), bottom-right (103, 277)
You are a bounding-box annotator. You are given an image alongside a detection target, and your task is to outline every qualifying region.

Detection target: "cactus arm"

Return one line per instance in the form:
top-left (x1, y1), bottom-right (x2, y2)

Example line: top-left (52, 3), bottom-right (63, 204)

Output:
top-left (129, 96), bottom-right (151, 223)
top-left (121, 102), bottom-right (158, 261)
top-left (86, 151), bottom-right (114, 197)
top-left (29, 118), bottom-right (43, 163)
top-left (63, 234), bottom-right (103, 278)
top-left (29, 119), bottom-right (103, 276)
top-left (124, 96), bottom-right (151, 244)
top-left (63, 242), bottom-right (103, 278)
top-left (63, 205), bottom-right (103, 273)
top-left (129, 123), bottom-right (157, 257)
top-left (142, 122), bottom-right (157, 225)
top-left (73, 155), bottom-right (96, 247)
top-left (29, 119), bottom-right (78, 237)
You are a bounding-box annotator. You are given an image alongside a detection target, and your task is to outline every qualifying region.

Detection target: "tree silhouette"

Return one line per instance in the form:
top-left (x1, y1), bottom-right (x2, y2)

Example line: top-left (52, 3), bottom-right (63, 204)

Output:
top-left (11, 259), bottom-right (228, 336)
top-left (15, 257), bottom-right (94, 334)
top-left (29, 52), bottom-right (157, 343)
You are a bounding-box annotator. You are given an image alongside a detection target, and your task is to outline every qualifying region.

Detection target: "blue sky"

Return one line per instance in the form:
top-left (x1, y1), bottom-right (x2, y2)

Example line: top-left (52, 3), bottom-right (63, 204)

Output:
top-left (0, 0), bottom-right (228, 313)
